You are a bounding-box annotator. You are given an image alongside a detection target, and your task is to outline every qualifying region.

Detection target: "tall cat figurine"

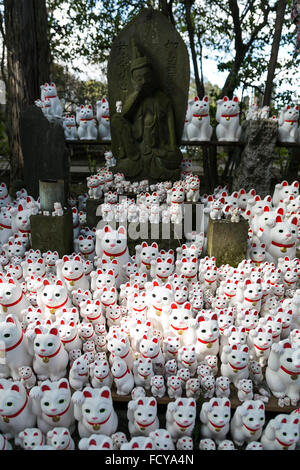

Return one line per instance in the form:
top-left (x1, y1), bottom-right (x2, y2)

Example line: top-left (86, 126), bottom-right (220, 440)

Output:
top-left (77, 105), bottom-right (98, 140)
top-left (96, 98), bottom-right (111, 140)
top-left (216, 96), bottom-right (242, 142)
top-left (63, 115), bottom-right (78, 140)
top-left (187, 96), bottom-right (212, 141)
top-left (278, 104), bottom-right (299, 143)
top-left (166, 398), bottom-right (196, 441)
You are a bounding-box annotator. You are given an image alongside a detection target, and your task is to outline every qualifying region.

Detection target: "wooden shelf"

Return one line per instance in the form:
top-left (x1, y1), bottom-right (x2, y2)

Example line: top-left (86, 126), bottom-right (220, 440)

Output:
top-left (66, 139), bottom-right (300, 149)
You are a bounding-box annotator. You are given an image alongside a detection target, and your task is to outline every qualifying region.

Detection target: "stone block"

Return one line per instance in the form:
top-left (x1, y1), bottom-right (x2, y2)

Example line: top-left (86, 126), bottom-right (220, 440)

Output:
top-left (207, 218), bottom-right (248, 267)
top-left (30, 211), bottom-right (73, 257)
top-left (20, 106), bottom-right (69, 200)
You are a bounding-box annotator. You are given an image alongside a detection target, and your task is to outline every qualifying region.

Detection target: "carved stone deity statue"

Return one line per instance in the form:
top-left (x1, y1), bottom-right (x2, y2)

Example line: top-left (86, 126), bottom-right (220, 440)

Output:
top-left (108, 8), bottom-right (190, 182)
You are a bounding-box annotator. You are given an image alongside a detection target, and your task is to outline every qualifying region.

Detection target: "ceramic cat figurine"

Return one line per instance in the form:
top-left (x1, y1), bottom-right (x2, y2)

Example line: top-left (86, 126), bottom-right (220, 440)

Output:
top-left (165, 303), bottom-right (196, 346)
top-left (177, 436), bottom-right (193, 450)
top-left (186, 378), bottom-right (201, 399)
top-left (63, 115), bottom-right (78, 140)
top-left (166, 397), bottom-right (196, 441)
top-left (56, 256), bottom-right (89, 293)
top-left (96, 97), bottom-right (111, 140)
top-left (0, 277), bottom-right (30, 320)
top-left (0, 380), bottom-right (35, 441)
top-left (150, 375), bottom-right (166, 398)
top-left (234, 379), bottom-right (253, 405)
top-left (260, 414), bottom-right (299, 450)
top-left (111, 357), bottom-right (134, 395)
top-left (29, 378), bottom-right (74, 435)
top-left (72, 386), bottom-right (117, 438)
top-left (149, 429), bottom-right (175, 450)
top-left (120, 436), bottom-right (154, 450)
top-left (0, 315), bottom-right (32, 379)
top-left (78, 434), bottom-right (113, 450)
top-left (230, 400), bottom-right (265, 446)
top-left (216, 96), bottom-right (241, 142)
top-left (30, 325), bottom-right (69, 381)
top-left (178, 345), bottom-right (197, 375)
top-left (139, 335), bottom-right (165, 373)
top-left (220, 344), bottom-right (249, 386)
top-left (195, 313), bottom-right (219, 361)
top-left (77, 104), bottom-right (97, 140)
top-left (215, 376), bottom-right (231, 398)
top-left (95, 225), bottom-right (130, 284)
top-left (199, 397), bottom-right (231, 444)
top-left (265, 341), bottom-right (300, 405)
top-left (278, 104), bottom-right (299, 143)
top-left (42, 83), bottom-right (62, 118)
top-left (127, 397), bottom-right (159, 437)
top-left (186, 96), bottom-right (213, 141)
top-left (16, 427), bottom-right (45, 449)
top-left (133, 357), bottom-right (154, 390)
top-left (47, 427), bottom-right (75, 450)
top-left (89, 359), bottom-right (113, 389)
top-left (69, 355), bottom-right (90, 390)
top-left (167, 375), bottom-right (182, 399)
top-left (37, 279), bottom-right (71, 320)
top-left (18, 366), bottom-right (36, 390)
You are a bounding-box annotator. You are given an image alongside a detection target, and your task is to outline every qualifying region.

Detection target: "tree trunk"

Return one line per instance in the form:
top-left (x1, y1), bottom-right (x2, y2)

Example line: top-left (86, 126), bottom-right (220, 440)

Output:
top-left (183, 0), bottom-right (204, 98)
top-left (263, 0), bottom-right (287, 106)
top-left (3, 0), bottom-right (50, 190)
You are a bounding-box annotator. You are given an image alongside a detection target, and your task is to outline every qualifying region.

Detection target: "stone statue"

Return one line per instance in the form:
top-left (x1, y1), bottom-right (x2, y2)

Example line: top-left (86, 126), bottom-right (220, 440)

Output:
top-left (108, 8), bottom-right (190, 182)
top-left (111, 38), bottom-right (182, 180)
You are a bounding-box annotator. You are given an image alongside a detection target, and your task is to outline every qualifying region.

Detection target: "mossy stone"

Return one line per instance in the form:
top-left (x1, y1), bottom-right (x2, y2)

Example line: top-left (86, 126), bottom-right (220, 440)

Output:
top-left (207, 218), bottom-right (249, 267)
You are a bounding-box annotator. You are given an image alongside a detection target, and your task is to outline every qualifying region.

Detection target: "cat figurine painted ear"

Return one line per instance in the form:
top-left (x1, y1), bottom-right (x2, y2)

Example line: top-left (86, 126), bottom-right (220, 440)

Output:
top-left (72, 386), bottom-right (118, 438)
top-left (187, 96), bottom-right (213, 141)
top-left (216, 96), bottom-right (242, 142)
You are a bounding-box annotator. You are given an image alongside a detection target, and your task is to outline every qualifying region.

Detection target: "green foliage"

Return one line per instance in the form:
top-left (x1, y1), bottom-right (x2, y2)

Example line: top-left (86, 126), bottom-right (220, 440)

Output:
top-left (45, 0), bottom-right (300, 109)
top-left (50, 63), bottom-right (108, 112)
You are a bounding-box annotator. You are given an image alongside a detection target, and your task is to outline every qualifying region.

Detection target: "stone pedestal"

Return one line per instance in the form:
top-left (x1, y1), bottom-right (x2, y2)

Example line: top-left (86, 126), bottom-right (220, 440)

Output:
top-left (86, 198), bottom-right (103, 228)
top-left (207, 218), bottom-right (248, 267)
top-left (232, 120), bottom-right (278, 197)
top-left (20, 106), bottom-right (69, 200)
top-left (30, 211), bottom-right (73, 257)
